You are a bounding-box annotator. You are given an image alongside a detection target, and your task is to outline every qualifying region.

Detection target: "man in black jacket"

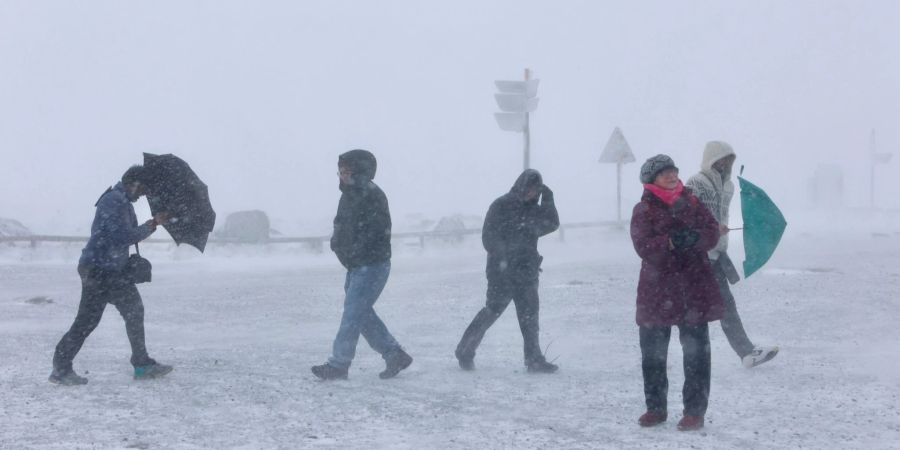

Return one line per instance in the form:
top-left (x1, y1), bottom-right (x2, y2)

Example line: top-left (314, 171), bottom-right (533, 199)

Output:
top-left (455, 169), bottom-right (560, 373)
top-left (312, 149), bottom-right (412, 380)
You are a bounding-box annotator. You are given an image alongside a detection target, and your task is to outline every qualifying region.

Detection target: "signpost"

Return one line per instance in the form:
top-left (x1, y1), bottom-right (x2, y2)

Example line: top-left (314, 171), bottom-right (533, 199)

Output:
top-left (598, 127), bottom-right (636, 221)
top-left (869, 129), bottom-right (893, 209)
top-left (494, 69), bottom-right (539, 170)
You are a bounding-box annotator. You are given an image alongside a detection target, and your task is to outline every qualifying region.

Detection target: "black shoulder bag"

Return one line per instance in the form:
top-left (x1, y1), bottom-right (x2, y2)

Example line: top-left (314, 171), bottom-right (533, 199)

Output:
top-left (126, 243), bottom-right (152, 284)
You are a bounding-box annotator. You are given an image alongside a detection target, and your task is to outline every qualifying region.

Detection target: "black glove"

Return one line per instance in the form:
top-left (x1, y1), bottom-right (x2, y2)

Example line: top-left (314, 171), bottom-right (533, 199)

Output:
top-left (540, 185), bottom-right (554, 203)
top-left (670, 228), bottom-right (700, 250)
top-left (671, 197), bottom-right (688, 215)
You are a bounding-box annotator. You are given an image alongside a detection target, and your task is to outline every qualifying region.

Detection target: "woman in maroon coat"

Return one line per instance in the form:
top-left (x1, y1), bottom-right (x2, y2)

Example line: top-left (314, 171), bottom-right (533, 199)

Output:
top-left (630, 154), bottom-right (724, 431)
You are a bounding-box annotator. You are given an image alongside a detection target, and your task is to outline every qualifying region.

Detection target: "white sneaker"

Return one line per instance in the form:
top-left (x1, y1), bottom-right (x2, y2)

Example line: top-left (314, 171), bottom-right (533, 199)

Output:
top-left (742, 346), bottom-right (779, 368)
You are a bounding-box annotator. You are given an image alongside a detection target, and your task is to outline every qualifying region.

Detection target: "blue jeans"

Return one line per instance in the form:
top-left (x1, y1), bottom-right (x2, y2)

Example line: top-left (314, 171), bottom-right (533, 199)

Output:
top-left (328, 261), bottom-right (401, 369)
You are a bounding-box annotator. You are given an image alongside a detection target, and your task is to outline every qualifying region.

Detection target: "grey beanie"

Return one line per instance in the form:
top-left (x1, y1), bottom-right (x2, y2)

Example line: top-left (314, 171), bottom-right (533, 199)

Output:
top-left (639, 154), bottom-right (677, 184)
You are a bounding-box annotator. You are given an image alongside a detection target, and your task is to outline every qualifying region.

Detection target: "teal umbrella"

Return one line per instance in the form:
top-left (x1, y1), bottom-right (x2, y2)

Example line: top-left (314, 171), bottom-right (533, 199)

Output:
top-left (737, 168), bottom-right (787, 278)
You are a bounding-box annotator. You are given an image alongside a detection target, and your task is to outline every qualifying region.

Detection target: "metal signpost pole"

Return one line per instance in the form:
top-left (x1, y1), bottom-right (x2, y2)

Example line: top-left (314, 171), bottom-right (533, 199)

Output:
top-left (616, 160), bottom-right (622, 221)
top-left (523, 68), bottom-right (531, 170)
top-left (598, 127), bottom-right (636, 223)
top-left (494, 69), bottom-right (539, 171)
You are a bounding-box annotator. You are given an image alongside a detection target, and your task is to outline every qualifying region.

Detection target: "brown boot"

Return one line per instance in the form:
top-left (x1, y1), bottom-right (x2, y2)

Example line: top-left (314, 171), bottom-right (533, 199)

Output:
top-left (677, 415), bottom-right (705, 431)
top-left (638, 410), bottom-right (667, 427)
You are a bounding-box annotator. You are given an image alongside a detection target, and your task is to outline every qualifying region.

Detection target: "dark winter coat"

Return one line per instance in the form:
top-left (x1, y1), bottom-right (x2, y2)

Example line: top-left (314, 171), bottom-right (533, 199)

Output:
top-left (482, 169), bottom-right (559, 282)
top-left (630, 188), bottom-right (724, 326)
top-left (79, 182), bottom-right (154, 271)
top-left (330, 150), bottom-right (392, 270)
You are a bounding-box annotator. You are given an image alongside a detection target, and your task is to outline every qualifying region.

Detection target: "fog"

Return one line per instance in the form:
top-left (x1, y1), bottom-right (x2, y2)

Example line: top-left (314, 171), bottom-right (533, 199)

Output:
top-left (1, 1), bottom-right (898, 235)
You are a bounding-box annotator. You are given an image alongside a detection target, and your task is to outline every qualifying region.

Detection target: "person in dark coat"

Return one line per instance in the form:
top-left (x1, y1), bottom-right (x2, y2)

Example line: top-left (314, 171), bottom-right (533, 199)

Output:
top-left (630, 154), bottom-right (724, 431)
top-left (455, 169), bottom-right (560, 373)
top-left (311, 149), bottom-right (413, 380)
top-left (50, 165), bottom-right (172, 385)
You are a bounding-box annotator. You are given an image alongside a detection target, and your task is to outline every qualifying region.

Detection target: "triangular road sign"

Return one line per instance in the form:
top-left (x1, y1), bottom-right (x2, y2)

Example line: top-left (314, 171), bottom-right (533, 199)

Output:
top-left (599, 127), bottom-right (635, 163)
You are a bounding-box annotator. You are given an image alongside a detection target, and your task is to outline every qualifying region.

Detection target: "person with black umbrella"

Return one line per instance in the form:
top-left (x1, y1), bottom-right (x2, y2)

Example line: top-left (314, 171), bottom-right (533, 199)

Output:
top-left (50, 165), bottom-right (173, 385)
top-left (311, 149), bottom-right (413, 380)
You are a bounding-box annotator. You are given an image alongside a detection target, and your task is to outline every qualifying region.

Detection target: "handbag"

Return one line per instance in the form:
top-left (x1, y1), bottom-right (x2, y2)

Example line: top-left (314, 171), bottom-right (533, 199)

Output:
top-left (717, 252), bottom-right (741, 285)
top-left (126, 243), bottom-right (152, 284)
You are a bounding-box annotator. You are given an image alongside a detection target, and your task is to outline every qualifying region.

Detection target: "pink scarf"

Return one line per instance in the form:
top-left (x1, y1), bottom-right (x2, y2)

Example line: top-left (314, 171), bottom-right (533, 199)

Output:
top-left (644, 180), bottom-right (684, 206)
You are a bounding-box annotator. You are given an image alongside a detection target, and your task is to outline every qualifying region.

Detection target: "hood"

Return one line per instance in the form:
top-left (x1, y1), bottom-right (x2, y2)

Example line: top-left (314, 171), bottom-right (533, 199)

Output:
top-left (338, 149), bottom-right (377, 190)
top-left (509, 169), bottom-right (543, 200)
top-left (701, 141), bottom-right (736, 175)
top-left (338, 149), bottom-right (377, 181)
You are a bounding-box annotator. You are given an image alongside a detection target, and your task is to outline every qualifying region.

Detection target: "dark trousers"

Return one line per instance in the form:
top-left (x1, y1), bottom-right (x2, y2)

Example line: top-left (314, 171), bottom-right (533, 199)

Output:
top-left (639, 323), bottom-right (711, 417)
top-left (456, 275), bottom-right (543, 364)
top-left (713, 261), bottom-right (755, 358)
top-left (53, 265), bottom-right (153, 372)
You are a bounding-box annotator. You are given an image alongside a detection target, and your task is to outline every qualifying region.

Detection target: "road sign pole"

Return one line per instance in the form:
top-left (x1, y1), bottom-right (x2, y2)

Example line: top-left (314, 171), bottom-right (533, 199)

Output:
top-left (616, 161), bottom-right (622, 221)
top-left (599, 127), bottom-right (636, 222)
top-left (493, 70), bottom-right (539, 171)
top-left (870, 129), bottom-right (876, 209)
top-left (523, 68), bottom-right (532, 170)
top-left (524, 113), bottom-right (530, 170)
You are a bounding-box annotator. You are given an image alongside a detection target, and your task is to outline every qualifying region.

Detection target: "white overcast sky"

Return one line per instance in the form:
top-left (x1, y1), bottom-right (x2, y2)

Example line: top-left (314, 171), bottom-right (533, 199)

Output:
top-left (1, 1), bottom-right (898, 234)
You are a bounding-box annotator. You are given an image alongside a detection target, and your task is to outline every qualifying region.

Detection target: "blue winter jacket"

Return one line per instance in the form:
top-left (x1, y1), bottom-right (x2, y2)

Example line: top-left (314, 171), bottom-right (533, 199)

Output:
top-left (79, 182), bottom-right (154, 270)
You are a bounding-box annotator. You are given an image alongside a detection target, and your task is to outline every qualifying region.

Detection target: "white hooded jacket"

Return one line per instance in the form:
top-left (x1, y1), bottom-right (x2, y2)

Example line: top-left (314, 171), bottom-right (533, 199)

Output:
top-left (685, 141), bottom-right (736, 260)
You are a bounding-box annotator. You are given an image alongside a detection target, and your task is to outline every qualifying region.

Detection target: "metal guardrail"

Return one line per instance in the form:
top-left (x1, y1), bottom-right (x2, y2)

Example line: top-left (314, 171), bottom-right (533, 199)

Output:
top-left (0, 221), bottom-right (625, 249)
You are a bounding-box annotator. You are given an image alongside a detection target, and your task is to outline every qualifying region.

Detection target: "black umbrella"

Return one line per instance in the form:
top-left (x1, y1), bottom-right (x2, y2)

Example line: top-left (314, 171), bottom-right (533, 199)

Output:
top-left (142, 152), bottom-right (216, 252)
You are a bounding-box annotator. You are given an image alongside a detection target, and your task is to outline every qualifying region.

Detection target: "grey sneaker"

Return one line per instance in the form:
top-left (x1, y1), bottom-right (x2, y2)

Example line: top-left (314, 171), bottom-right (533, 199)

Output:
top-left (134, 363), bottom-right (173, 380)
top-left (48, 369), bottom-right (88, 386)
top-left (742, 346), bottom-right (779, 368)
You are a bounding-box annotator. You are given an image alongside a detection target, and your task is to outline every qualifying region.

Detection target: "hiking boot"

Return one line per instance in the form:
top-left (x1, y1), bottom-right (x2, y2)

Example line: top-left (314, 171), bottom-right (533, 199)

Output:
top-left (48, 369), bottom-right (88, 386)
top-left (311, 363), bottom-right (348, 380)
top-left (134, 363), bottom-right (173, 380)
top-left (379, 349), bottom-right (413, 379)
top-left (638, 410), bottom-right (668, 427)
top-left (526, 358), bottom-right (559, 374)
top-left (742, 346), bottom-right (779, 368)
top-left (677, 415), bottom-right (705, 431)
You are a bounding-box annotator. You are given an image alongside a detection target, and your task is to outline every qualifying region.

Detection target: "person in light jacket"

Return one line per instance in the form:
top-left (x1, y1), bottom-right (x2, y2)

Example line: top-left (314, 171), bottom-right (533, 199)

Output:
top-left (685, 141), bottom-right (779, 368)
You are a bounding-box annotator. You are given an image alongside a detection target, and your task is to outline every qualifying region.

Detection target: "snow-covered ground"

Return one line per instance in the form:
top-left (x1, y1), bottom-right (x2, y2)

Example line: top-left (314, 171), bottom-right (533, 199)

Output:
top-left (2, 225), bottom-right (900, 449)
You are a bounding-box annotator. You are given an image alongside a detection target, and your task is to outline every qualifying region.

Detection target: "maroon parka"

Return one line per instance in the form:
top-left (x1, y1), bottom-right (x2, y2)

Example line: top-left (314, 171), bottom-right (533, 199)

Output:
top-left (630, 189), bottom-right (724, 327)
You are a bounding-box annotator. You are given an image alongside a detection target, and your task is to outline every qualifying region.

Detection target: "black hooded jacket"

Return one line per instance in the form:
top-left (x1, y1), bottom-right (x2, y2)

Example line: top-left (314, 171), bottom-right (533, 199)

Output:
top-left (330, 150), bottom-right (392, 269)
top-left (482, 169), bottom-right (560, 281)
